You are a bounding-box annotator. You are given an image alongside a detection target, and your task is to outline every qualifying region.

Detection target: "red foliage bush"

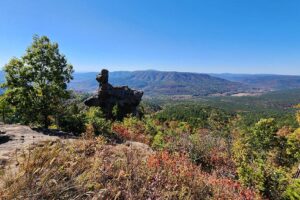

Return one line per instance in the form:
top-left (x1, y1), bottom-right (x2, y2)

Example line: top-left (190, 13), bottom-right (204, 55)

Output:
top-left (147, 151), bottom-right (258, 200)
top-left (112, 123), bottom-right (150, 144)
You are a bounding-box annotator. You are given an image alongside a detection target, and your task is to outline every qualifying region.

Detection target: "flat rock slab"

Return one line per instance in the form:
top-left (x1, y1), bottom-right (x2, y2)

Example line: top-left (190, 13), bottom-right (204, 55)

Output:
top-left (0, 124), bottom-right (60, 167)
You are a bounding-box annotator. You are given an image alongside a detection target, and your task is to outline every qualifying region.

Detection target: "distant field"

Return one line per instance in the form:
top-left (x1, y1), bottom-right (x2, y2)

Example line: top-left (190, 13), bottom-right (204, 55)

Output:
top-left (143, 88), bottom-right (300, 127)
top-left (145, 88), bottom-right (300, 115)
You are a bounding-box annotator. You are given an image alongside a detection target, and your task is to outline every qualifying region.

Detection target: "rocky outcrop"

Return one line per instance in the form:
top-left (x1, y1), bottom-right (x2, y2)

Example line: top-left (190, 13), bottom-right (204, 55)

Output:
top-left (84, 69), bottom-right (143, 119)
top-left (0, 124), bottom-right (62, 171)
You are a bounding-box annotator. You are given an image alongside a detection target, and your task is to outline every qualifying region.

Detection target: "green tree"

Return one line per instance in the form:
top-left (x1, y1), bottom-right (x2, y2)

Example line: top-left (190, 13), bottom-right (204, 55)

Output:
top-left (2, 35), bottom-right (73, 128)
top-left (233, 118), bottom-right (296, 199)
top-left (249, 118), bottom-right (277, 153)
top-left (0, 95), bottom-right (14, 123)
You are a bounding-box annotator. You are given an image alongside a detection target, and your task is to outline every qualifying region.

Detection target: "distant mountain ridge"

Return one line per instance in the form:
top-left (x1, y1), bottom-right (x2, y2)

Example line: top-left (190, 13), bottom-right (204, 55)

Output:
top-left (210, 73), bottom-right (300, 90)
top-left (70, 70), bottom-right (248, 96)
top-left (1, 70), bottom-right (300, 96)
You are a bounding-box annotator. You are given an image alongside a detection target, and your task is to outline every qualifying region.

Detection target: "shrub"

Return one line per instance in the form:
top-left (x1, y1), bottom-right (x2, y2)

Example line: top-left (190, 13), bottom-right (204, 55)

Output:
top-left (84, 107), bottom-right (111, 137)
top-left (57, 103), bottom-right (86, 135)
top-left (112, 116), bottom-right (151, 144)
top-left (284, 179), bottom-right (300, 200)
top-left (233, 117), bottom-right (296, 199)
top-left (152, 131), bottom-right (165, 149)
top-left (189, 130), bottom-right (216, 169)
top-left (286, 128), bottom-right (300, 164)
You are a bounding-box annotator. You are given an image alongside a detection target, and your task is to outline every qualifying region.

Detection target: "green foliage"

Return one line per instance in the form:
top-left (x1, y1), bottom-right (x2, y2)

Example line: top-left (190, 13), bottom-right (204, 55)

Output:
top-left (57, 101), bottom-right (86, 135)
top-left (139, 100), bottom-right (162, 114)
top-left (151, 131), bottom-right (165, 149)
top-left (297, 104), bottom-right (300, 124)
top-left (263, 166), bottom-right (289, 200)
top-left (155, 103), bottom-right (233, 129)
top-left (0, 95), bottom-right (15, 123)
top-left (144, 117), bottom-right (158, 136)
top-left (249, 118), bottom-right (277, 153)
top-left (123, 115), bottom-right (142, 129)
top-left (85, 107), bottom-right (111, 136)
top-left (286, 128), bottom-right (300, 163)
top-left (233, 117), bottom-right (300, 199)
top-left (284, 179), bottom-right (300, 200)
top-left (2, 35), bottom-right (73, 128)
top-left (112, 104), bottom-right (123, 120)
top-left (189, 131), bottom-right (216, 168)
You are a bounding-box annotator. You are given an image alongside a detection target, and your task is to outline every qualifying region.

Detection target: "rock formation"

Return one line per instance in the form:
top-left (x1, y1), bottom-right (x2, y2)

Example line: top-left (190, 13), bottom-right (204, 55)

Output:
top-left (84, 69), bottom-right (143, 119)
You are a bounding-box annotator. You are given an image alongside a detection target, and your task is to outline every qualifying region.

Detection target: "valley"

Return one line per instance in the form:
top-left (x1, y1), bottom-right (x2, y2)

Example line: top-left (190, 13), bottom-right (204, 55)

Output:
top-left (69, 70), bottom-right (300, 97)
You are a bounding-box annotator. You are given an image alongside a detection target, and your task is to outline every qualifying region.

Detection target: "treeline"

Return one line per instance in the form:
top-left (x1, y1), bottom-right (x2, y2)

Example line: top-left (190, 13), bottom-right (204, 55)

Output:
top-left (155, 103), bottom-right (234, 129)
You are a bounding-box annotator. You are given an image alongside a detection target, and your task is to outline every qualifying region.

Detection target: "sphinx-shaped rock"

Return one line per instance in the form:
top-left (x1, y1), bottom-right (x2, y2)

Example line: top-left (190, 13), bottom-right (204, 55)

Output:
top-left (84, 69), bottom-right (143, 119)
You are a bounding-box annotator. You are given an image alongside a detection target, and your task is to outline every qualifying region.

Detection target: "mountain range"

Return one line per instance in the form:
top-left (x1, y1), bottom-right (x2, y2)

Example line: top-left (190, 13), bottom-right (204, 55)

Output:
top-left (1, 70), bottom-right (300, 96)
top-left (210, 73), bottom-right (300, 90)
top-left (69, 70), bottom-right (300, 96)
top-left (69, 70), bottom-right (249, 96)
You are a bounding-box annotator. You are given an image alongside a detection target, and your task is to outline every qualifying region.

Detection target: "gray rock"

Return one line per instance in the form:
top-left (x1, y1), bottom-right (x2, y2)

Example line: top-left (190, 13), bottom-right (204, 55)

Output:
top-left (84, 69), bottom-right (143, 119)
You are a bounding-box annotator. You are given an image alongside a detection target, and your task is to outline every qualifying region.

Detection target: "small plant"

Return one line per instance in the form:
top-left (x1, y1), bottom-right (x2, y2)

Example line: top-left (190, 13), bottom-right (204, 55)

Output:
top-left (84, 107), bottom-right (111, 137)
top-left (284, 179), bottom-right (300, 200)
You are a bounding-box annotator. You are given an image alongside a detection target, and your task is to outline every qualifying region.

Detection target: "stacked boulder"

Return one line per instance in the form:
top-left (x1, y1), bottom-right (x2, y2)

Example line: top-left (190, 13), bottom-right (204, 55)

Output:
top-left (84, 69), bottom-right (143, 119)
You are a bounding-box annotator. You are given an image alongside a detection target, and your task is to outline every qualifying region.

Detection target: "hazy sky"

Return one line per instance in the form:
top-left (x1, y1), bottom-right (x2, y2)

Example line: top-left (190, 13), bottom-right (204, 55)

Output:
top-left (1, 0), bottom-right (300, 74)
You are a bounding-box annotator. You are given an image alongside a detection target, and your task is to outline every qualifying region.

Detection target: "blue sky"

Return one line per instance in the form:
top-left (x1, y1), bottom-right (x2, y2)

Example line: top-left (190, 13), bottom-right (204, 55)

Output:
top-left (0, 0), bottom-right (300, 74)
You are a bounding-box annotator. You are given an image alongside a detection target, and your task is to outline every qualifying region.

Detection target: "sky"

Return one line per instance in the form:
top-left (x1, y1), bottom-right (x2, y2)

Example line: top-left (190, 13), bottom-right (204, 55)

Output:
top-left (0, 0), bottom-right (300, 75)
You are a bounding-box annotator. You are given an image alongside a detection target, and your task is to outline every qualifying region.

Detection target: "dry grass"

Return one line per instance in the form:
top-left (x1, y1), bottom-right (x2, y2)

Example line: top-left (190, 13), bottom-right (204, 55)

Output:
top-left (0, 138), bottom-right (257, 200)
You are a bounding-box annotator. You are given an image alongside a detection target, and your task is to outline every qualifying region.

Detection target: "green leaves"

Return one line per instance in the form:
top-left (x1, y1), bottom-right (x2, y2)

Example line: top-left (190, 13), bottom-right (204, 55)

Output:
top-left (286, 128), bottom-right (300, 163)
top-left (284, 179), bottom-right (300, 200)
top-left (2, 35), bottom-right (74, 127)
top-left (85, 107), bottom-right (111, 136)
top-left (249, 118), bottom-right (278, 153)
top-left (233, 115), bottom-right (300, 199)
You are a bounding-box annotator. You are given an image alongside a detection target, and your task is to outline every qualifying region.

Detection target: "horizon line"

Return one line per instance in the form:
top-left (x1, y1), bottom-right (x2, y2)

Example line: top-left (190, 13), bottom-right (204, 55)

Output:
top-left (73, 69), bottom-right (300, 76)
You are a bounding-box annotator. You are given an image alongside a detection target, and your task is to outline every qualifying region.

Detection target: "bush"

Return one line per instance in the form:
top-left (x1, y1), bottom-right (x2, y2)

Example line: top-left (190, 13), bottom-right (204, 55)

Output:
top-left (85, 107), bottom-right (111, 137)
top-left (57, 103), bottom-right (86, 135)
top-left (284, 179), bottom-right (300, 200)
top-left (233, 117), bottom-right (297, 199)
top-left (286, 128), bottom-right (300, 164)
top-left (152, 131), bottom-right (165, 149)
top-left (112, 116), bottom-right (151, 144)
top-left (189, 130), bottom-right (215, 167)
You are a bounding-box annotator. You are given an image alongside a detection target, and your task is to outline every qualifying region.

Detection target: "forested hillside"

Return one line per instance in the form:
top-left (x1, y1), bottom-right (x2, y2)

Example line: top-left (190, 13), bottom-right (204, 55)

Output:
top-left (211, 73), bottom-right (300, 90)
top-left (69, 71), bottom-right (300, 95)
top-left (70, 70), bottom-right (248, 96)
top-left (2, 70), bottom-right (300, 96)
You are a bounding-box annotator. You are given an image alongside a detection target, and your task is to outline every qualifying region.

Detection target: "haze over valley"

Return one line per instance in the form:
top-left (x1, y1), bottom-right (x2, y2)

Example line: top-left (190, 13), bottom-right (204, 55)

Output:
top-left (67, 70), bottom-right (300, 96)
